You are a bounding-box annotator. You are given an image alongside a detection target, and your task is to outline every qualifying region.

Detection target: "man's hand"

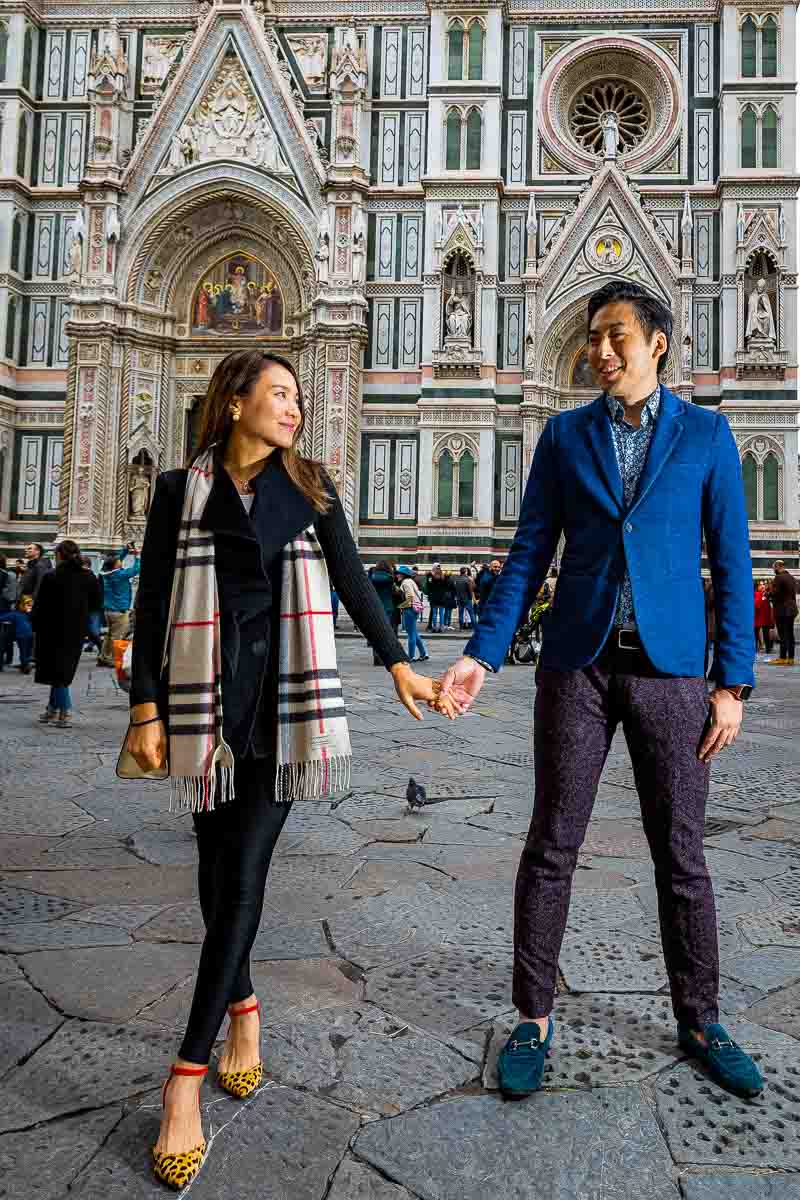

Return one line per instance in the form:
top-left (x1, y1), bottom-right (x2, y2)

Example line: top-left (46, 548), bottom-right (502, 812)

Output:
top-left (698, 688), bottom-right (743, 763)
top-left (389, 663), bottom-right (459, 722)
top-left (439, 656), bottom-right (487, 712)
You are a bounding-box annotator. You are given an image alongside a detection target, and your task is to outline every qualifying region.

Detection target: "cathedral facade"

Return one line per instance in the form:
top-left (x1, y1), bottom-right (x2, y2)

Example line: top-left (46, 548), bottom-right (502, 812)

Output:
top-left (0, 1), bottom-right (797, 571)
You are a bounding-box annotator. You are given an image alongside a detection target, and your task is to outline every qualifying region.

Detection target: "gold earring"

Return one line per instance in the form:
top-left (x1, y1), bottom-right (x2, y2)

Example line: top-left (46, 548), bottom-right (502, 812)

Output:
top-left (230, 405), bottom-right (241, 423)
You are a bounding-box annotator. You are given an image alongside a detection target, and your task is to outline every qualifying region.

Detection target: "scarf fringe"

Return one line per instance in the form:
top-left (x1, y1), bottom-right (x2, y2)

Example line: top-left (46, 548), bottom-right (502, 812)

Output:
top-left (275, 755), bottom-right (352, 804)
top-left (169, 759), bottom-right (235, 814)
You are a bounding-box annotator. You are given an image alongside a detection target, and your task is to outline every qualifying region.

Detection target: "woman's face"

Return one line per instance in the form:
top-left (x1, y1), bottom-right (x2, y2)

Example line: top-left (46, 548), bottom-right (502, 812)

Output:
top-left (236, 362), bottom-right (302, 451)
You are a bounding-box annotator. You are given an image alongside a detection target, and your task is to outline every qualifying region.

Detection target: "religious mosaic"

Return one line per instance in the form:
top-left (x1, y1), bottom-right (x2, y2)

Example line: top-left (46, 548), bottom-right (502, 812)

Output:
top-left (191, 254), bottom-right (283, 337)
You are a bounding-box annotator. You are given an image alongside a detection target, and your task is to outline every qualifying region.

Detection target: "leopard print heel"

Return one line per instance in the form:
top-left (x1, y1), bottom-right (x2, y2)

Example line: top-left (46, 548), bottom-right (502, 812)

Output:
top-left (152, 1064), bottom-right (208, 1191)
top-left (216, 1000), bottom-right (264, 1100)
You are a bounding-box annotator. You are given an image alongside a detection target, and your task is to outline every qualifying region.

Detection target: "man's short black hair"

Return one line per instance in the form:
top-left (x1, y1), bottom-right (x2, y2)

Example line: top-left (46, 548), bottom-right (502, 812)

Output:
top-left (587, 281), bottom-right (673, 375)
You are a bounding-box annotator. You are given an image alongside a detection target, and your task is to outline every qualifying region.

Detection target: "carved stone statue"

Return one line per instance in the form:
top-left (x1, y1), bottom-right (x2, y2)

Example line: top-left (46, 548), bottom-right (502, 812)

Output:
top-left (746, 278), bottom-right (777, 345)
top-left (601, 112), bottom-right (619, 160)
top-left (68, 231), bottom-right (83, 276)
top-left (352, 210), bottom-right (366, 285)
top-left (287, 35), bottom-right (327, 86)
top-left (315, 209), bottom-right (330, 285)
top-left (105, 206), bottom-right (120, 243)
top-left (779, 206), bottom-right (786, 244)
top-left (737, 204), bottom-right (745, 244)
top-left (128, 468), bottom-right (151, 519)
top-left (445, 288), bottom-right (472, 339)
top-left (682, 335), bottom-right (692, 373)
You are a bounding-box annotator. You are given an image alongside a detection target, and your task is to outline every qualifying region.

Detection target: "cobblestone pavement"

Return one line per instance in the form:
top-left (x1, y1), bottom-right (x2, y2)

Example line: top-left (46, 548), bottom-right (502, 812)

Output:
top-left (1, 640), bottom-right (799, 1199)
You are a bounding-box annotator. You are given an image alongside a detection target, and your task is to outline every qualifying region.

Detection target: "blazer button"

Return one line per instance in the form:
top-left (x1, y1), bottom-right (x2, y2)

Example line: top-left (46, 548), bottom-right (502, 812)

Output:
top-left (625, 522), bottom-right (633, 533)
top-left (251, 639), bottom-right (267, 656)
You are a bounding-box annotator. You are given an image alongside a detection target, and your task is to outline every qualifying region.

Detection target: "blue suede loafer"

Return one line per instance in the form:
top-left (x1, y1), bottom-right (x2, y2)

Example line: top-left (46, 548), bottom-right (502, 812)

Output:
top-left (497, 1018), bottom-right (554, 1099)
top-left (678, 1022), bottom-right (765, 1098)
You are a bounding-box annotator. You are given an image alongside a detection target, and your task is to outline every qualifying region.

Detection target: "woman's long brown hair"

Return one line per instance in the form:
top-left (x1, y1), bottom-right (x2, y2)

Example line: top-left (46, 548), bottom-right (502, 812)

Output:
top-left (190, 349), bottom-right (331, 513)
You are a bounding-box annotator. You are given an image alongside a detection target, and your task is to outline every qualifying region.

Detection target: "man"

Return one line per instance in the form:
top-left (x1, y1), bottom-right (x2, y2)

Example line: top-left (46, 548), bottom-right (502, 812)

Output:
top-left (82, 557), bottom-right (104, 653)
top-left (453, 566), bottom-right (477, 630)
top-left (478, 559), bottom-right (502, 611)
top-left (19, 543), bottom-right (52, 602)
top-left (442, 280), bottom-right (762, 1101)
top-left (767, 560), bottom-right (798, 665)
top-left (98, 543), bottom-right (140, 666)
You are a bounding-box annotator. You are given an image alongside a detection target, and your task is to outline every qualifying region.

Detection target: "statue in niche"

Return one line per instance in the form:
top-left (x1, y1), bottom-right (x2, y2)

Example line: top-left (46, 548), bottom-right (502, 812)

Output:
top-left (67, 230), bottom-right (83, 276)
top-left (601, 112), bottom-right (619, 160)
top-left (737, 205), bottom-right (745, 244)
top-left (779, 206), bottom-right (786, 244)
top-left (746, 278), bottom-right (777, 346)
top-left (289, 36), bottom-right (327, 85)
top-left (315, 209), bottom-right (330, 285)
top-left (445, 288), bottom-right (472, 339)
top-left (168, 123), bottom-right (195, 171)
top-left (351, 210), bottom-right (366, 285)
top-left (128, 467), bottom-right (151, 518)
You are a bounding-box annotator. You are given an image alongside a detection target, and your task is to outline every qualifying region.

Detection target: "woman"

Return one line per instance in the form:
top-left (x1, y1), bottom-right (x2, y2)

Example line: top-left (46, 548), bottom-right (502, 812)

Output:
top-left (427, 564), bottom-right (447, 632)
top-left (32, 539), bottom-right (100, 727)
top-left (754, 579), bottom-right (774, 653)
top-left (397, 565), bottom-right (429, 663)
top-left (368, 559), bottom-right (399, 665)
top-left (126, 350), bottom-right (453, 1189)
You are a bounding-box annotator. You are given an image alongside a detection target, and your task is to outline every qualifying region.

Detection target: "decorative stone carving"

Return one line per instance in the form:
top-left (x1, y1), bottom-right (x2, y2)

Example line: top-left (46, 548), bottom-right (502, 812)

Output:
top-left (315, 208), bottom-right (331, 285)
top-left (142, 36), bottom-right (186, 93)
top-left (540, 37), bottom-right (682, 175)
top-left (746, 279), bottom-right (777, 346)
top-left (352, 209), bottom-right (366, 286)
top-left (128, 467), bottom-right (152, 519)
top-left (165, 56), bottom-right (289, 175)
top-left (445, 289), bottom-right (472, 339)
top-left (286, 35), bottom-right (327, 87)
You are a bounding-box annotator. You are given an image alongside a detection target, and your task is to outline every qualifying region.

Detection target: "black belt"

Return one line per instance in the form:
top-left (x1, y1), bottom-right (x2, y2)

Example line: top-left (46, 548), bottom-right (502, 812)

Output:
top-left (606, 627), bottom-right (644, 653)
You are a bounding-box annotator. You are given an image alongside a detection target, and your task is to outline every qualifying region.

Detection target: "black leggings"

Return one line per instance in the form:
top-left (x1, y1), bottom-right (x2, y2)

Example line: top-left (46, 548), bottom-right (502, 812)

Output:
top-left (178, 755), bottom-right (293, 1064)
top-left (776, 615), bottom-right (796, 660)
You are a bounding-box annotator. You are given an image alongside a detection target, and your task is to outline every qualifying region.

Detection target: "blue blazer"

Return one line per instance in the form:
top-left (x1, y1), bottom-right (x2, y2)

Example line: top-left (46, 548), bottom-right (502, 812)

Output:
top-left (465, 387), bottom-right (755, 687)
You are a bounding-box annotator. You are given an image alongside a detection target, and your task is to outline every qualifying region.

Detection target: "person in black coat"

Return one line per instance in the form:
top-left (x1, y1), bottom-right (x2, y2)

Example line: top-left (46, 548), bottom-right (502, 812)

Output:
top-left (123, 350), bottom-right (458, 1188)
top-left (31, 540), bottom-right (101, 728)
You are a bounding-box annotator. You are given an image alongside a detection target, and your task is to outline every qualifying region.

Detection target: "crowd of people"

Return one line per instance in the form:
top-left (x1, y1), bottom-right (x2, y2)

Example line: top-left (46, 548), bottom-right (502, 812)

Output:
top-left (0, 540), bottom-right (140, 725)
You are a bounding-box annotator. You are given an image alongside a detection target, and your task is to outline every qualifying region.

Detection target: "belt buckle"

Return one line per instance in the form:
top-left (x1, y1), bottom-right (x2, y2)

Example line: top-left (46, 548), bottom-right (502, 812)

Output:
top-left (617, 628), bottom-right (638, 651)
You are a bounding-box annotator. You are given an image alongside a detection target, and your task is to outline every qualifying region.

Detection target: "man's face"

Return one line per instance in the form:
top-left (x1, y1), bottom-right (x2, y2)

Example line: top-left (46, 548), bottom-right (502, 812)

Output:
top-left (25, 543), bottom-right (39, 560)
top-left (774, 563), bottom-right (785, 576)
top-left (587, 301), bottom-right (666, 400)
top-left (490, 560), bottom-right (501, 575)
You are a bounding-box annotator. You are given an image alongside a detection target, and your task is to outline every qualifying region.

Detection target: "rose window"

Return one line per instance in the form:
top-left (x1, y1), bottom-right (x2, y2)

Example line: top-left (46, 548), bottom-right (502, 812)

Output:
top-left (569, 81), bottom-right (649, 156)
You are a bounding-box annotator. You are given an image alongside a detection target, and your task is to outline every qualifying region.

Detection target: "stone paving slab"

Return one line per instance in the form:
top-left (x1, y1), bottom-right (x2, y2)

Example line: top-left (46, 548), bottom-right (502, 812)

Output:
top-left (0, 1105), bottom-right (123, 1200)
top-left (0, 792), bottom-right (95, 836)
top-left (0, 864), bottom-right (197, 905)
top-left (74, 902), bottom-right (168, 930)
top-left (483, 993), bottom-right (681, 1090)
top-left (266, 1002), bottom-right (479, 1115)
top-left (559, 933), bottom-right (669, 993)
top-left (366, 945), bottom-right (516, 1034)
top-left (0, 918), bottom-right (131, 952)
top-left (327, 1155), bottom-right (419, 1200)
top-left (563, 889), bottom-right (646, 932)
top-left (354, 1087), bottom-right (680, 1200)
top-left (656, 1022), bottom-right (800, 1169)
top-left (766, 872), bottom-right (800, 906)
top-left (636, 878), bottom-right (775, 921)
top-left (0, 977), bottom-right (62, 1077)
top-left (0, 1020), bottom-right (176, 1132)
top-left (0, 833), bottom-right (138, 872)
top-left (21, 942), bottom-right (199, 1022)
top-left (718, 947), bottom-right (800, 993)
top-left (250, 919), bottom-right (333, 961)
top-left (127, 829), bottom-right (197, 867)
top-left (680, 1176), bottom-right (800, 1200)
top-left (705, 828), bottom-right (800, 869)
top-left (0, 883), bottom-right (84, 924)
top-left (742, 981), bottom-right (800, 1040)
top-left (739, 906), bottom-right (800, 949)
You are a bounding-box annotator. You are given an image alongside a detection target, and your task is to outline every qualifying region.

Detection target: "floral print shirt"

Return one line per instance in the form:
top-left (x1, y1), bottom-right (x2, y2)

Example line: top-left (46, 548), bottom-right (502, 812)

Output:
top-left (606, 385), bottom-right (661, 627)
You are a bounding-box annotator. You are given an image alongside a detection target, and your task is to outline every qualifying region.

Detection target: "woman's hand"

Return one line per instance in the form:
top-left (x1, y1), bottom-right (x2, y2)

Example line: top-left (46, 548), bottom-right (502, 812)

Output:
top-left (127, 703), bottom-right (168, 772)
top-left (390, 663), bottom-right (460, 722)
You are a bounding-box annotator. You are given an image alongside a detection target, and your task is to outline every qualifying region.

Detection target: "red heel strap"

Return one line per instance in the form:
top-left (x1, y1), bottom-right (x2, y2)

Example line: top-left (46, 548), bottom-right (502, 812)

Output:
top-left (162, 1064), bottom-right (208, 1108)
top-left (228, 1000), bottom-right (260, 1017)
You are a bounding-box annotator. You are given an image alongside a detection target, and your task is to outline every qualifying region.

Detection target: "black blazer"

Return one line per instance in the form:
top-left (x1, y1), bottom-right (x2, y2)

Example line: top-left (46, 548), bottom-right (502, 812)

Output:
top-left (131, 451), bottom-right (406, 757)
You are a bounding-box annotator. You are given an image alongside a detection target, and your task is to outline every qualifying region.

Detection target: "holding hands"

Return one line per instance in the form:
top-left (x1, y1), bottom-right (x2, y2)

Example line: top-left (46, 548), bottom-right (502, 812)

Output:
top-left (390, 656), bottom-right (484, 722)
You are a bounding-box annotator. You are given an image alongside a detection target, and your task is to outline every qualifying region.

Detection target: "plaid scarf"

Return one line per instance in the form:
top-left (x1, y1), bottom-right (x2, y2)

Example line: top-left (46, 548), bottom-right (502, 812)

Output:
top-left (164, 447), bottom-right (351, 811)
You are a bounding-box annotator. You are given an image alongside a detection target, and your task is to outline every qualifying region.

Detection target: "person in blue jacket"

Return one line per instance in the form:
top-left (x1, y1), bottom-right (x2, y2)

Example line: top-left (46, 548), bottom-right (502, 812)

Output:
top-left (97, 542), bottom-right (140, 666)
top-left (441, 280), bottom-right (763, 1102)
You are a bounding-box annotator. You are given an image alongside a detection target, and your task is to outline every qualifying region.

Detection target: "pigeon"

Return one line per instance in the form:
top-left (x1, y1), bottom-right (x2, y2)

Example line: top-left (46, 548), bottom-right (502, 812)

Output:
top-left (406, 776), bottom-right (427, 811)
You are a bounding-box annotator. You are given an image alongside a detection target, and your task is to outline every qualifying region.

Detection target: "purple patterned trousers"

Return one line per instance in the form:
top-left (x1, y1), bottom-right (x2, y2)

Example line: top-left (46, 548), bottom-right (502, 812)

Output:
top-left (513, 640), bottom-right (719, 1029)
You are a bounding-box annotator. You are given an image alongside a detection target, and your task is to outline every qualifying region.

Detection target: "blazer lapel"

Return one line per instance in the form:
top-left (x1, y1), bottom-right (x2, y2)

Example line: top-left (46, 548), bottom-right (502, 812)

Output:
top-left (586, 396), bottom-right (624, 513)
top-left (628, 388), bottom-right (685, 516)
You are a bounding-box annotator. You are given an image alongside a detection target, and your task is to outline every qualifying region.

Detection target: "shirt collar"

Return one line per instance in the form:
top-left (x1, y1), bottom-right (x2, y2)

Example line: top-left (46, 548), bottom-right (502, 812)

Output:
top-left (606, 384), bottom-right (661, 429)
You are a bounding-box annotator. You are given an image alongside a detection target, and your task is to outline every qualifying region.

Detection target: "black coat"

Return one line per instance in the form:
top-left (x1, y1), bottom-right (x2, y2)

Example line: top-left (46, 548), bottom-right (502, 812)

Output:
top-left (32, 560), bottom-right (101, 687)
top-left (131, 452), bottom-right (406, 760)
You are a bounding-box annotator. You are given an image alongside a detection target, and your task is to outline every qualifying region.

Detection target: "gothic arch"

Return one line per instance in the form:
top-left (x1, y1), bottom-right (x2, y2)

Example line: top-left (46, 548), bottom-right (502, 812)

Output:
top-left (539, 292), bottom-right (680, 393)
top-left (118, 169), bottom-right (316, 307)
